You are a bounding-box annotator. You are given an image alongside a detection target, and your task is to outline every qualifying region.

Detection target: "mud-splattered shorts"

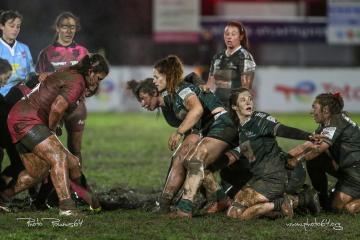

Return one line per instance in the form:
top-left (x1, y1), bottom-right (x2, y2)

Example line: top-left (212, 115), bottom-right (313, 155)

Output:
top-left (15, 124), bottom-right (52, 153)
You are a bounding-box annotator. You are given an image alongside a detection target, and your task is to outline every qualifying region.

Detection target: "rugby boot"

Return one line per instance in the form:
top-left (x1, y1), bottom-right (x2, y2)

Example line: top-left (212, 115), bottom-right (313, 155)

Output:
top-left (201, 197), bottom-right (232, 214)
top-left (70, 180), bottom-right (101, 212)
top-left (298, 187), bottom-right (321, 214)
top-left (280, 195), bottom-right (294, 219)
top-left (59, 198), bottom-right (82, 217)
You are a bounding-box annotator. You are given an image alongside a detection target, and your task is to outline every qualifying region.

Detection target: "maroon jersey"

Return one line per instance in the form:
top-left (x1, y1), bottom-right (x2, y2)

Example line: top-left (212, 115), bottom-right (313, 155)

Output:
top-left (36, 42), bottom-right (88, 73)
top-left (7, 70), bottom-right (85, 143)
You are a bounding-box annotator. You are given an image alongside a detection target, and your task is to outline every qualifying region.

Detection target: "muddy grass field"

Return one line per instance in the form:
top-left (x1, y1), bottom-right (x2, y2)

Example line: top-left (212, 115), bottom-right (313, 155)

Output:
top-left (1, 112), bottom-right (360, 240)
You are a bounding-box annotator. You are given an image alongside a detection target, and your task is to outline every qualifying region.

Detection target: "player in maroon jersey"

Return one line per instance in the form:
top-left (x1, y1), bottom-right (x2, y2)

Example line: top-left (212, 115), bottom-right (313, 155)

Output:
top-left (36, 11), bottom-right (88, 165)
top-left (0, 54), bottom-right (109, 216)
top-left (34, 12), bottom-right (91, 208)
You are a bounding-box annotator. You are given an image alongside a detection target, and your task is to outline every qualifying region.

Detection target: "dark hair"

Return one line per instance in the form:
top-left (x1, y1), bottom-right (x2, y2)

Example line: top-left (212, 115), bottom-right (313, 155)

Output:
top-left (226, 21), bottom-right (249, 50)
top-left (229, 87), bottom-right (252, 126)
top-left (53, 11), bottom-right (80, 41)
top-left (0, 10), bottom-right (23, 35)
top-left (154, 55), bottom-right (184, 94)
top-left (315, 92), bottom-right (344, 115)
top-left (70, 53), bottom-right (109, 79)
top-left (127, 78), bottom-right (158, 102)
top-left (0, 58), bottom-right (12, 74)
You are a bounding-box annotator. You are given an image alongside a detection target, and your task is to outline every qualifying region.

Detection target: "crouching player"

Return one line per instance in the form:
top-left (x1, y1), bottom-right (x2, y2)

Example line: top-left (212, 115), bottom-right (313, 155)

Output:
top-left (288, 92), bottom-right (360, 214)
top-left (226, 88), bottom-right (320, 220)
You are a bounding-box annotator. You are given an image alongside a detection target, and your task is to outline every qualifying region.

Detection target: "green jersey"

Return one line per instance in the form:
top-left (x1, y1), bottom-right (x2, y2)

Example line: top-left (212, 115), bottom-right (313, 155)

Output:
top-left (209, 47), bottom-right (256, 108)
top-left (316, 113), bottom-right (360, 169)
top-left (238, 111), bottom-right (284, 175)
top-left (170, 82), bottom-right (223, 129)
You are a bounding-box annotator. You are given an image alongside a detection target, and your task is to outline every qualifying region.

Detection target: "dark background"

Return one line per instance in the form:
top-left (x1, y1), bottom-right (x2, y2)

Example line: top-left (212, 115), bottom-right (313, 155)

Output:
top-left (3, 0), bottom-right (357, 67)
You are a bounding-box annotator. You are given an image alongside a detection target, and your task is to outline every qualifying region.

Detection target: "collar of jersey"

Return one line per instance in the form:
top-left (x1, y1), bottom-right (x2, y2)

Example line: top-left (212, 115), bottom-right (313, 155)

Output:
top-left (53, 41), bottom-right (77, 48)
top-left (225, 45), bottom-right (242, 57)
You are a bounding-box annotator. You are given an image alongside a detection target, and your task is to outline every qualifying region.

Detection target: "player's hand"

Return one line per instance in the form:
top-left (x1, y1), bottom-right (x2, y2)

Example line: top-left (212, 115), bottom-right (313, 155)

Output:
top-left (168, 132), bottom-right (183, 151)
top-left (286, 157), bottom-right (298, 170)
top-left (309, 134), bottom-right (326, 144)
top-left (38, 72), bottom-right (51, 82)
top-left (200, 84), bottom-right (211, 93)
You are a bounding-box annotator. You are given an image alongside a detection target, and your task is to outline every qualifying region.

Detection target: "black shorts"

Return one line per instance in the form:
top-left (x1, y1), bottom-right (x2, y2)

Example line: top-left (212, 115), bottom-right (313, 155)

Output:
top-left (204, 112), bottom-right (237, 147)
top-left (247, 170), bottom-right (287, 201)
top-left (335, 161), bottom-right (360, 199)
top-left (15, 125), bottom-right (52, 154)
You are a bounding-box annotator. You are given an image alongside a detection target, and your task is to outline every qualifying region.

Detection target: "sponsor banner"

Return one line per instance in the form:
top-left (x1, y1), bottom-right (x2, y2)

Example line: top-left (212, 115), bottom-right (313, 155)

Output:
top-left (153, 0), bottom-right (200, 43)
top-left (327, 0), bottom-right (360, 44)
top-left (256, 67), bottom-right (360, 112)
top-left (202, 18), bottom-right (326, 43)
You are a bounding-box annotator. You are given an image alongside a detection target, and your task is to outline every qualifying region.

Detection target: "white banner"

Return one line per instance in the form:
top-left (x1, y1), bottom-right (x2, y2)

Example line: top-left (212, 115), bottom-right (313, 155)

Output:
top-left (256, 67), bottom-right (360, 112)
top-left (153, 0), bottom-right (200, 42)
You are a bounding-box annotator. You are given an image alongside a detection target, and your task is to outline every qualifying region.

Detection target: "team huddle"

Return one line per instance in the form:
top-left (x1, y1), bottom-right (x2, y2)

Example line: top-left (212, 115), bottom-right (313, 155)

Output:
top-left (1, 10), bottom-right (360, 220)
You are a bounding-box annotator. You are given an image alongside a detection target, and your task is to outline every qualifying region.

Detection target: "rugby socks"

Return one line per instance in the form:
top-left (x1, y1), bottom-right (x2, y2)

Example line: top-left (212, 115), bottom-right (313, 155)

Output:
top-left (216, 188), bottom-right (227, 201)
top-left (177, 199), bottom-right (193, 213)
top-left (70, 180), bottom-right (100, 209)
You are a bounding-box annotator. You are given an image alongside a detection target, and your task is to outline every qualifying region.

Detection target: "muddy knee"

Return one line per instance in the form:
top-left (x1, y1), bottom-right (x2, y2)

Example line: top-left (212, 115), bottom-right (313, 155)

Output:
top-left (344, 200), bottom-right (360, 214)
top-left (187, 158), bottom-right (205, 177)
top-left (227, 202), bottom-right (247, 218)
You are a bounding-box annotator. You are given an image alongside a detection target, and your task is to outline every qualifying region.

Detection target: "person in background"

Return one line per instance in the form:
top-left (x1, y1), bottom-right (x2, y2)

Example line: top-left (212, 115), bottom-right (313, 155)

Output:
top-left (0, 10), bottom-right (35, 188)
top-left (34, 11), bottom-right (90, 208)
top-left (0, 10), bottom-right (35, 96)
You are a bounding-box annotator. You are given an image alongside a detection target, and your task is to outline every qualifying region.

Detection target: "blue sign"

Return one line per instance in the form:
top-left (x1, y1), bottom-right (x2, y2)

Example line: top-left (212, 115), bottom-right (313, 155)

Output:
top-left (202, 19), bottom-right (326, 43)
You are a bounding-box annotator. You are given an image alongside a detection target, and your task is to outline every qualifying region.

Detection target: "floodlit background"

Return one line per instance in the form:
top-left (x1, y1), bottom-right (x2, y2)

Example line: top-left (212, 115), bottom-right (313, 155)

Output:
top-left (1, 0), bottom-right (359, 112)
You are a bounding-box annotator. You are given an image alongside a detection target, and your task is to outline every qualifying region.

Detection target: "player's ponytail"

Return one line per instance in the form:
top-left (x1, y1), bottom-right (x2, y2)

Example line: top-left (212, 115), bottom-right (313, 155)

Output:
top-left (89, 53), bottom-right (109, 75)
top-left (154, 55), bottom-right (184, 94)
top-left (71, 53), bottom-right (109, 78)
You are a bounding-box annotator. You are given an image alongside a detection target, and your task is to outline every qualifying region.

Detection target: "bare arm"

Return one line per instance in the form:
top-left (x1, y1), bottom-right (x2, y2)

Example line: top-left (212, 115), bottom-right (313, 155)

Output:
top-left (287, 141), bottom-right (330, 169)
top-left (204, 75), bottom-right (216, 92)
top-left (48, 95), bottom-right (69, 131)
top-left (168, 94), bottom-right (204, 150)
top-left (241, 71), bottom-right (255, 89)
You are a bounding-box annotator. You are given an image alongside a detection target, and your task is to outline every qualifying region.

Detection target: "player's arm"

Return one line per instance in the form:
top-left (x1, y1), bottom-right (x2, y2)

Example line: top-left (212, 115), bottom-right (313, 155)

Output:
top-left (240, 71), bottom-right (255, 89)
top-left (275, 124), bottom-right (311, 140)
top-left (48, 95), bottom-right (69, 131)
top-left (287, 141), bottom-right (330, 169)
top-left (205, 75), bottom-right (216, 92)
top-left (168, 94), bottom-right (203, 150)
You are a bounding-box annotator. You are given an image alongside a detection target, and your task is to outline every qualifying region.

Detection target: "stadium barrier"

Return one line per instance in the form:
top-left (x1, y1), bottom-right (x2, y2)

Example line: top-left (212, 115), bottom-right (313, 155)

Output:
top-left (86, 66), bottom-right (360, 113)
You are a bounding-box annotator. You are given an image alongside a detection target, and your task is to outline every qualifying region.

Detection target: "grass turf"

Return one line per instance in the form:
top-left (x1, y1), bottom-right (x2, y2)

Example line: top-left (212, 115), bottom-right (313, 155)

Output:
top-left (1, 112), bottom-right (360, 240)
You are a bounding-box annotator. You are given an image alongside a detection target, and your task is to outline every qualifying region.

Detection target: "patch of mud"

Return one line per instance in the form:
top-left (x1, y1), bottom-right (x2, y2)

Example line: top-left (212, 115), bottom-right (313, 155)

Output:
top-left (3, 187), bottom-right (208, 213)
top-left (99, 187), bottom-right (160, 211)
